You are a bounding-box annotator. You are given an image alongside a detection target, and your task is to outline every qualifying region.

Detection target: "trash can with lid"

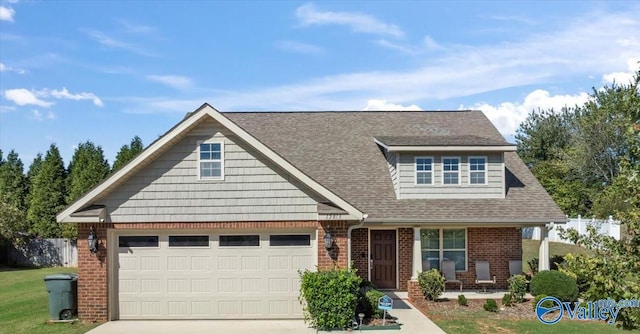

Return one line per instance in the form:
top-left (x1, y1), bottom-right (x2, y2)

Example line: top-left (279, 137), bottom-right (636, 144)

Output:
top-left (44, 273), bottom-right (78, 320)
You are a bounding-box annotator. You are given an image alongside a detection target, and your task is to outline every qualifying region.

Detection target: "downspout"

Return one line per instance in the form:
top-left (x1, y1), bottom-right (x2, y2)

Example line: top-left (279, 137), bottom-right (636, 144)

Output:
top-left (347, 214), bottom-right (368, 268)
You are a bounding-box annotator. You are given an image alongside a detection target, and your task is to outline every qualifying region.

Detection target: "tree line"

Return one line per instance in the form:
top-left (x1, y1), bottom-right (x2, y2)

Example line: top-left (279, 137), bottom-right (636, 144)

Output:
top-left (0, 136), bottom-right (143, 242)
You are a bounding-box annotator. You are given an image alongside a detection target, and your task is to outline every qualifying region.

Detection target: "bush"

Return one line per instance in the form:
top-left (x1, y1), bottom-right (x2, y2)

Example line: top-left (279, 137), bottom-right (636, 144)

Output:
top-left (533, 294), bottom-right (554, 311)
top-left (418, 269), bottom-right (445, 301)
top-left (483, 299), bottom-right (498, 312)
top-left (530, 270), bottom-right (578, 302)
top-left (550, 255), bottom-right (565, 271)
top-left (365, 289), bottom-right (386, 319)
top-left (528, 258), bottom-right (539, 275)
top-left (457, 294), bottom-right (468, 306)
top-left (502, 293), bottom-right (513, 307)
top-left (299, 267), bottom-right (362, 330)
top-left (508, 274), bottom-right (528, 303)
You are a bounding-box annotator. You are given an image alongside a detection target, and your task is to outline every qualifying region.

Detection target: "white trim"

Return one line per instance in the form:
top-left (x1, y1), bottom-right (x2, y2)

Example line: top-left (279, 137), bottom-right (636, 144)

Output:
top-left (441, 156), bottom-right (460, 185)
top-left (414, 156), bottom-right (434, 186)
top-left (501, 153), bottom-right (506, 199)
top-left (197, 140), bottom-right (225, 181)
top-left (57, 104), bottom-right (363, 222)
top-left (468, 156), bottom-right (488, 185)
top-left (373, 138), bottom-right (516, 152)
top-left (419, 227), bottom-right (468, 272)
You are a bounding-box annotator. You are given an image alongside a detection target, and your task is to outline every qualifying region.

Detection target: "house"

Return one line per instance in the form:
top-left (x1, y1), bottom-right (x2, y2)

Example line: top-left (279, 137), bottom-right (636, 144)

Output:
top-left (57, 103), bottom-right (565, 322)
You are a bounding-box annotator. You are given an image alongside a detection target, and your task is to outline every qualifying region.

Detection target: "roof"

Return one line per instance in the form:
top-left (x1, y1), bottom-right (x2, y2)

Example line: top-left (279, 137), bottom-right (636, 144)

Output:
top-left (58, 104), bottom-right (566, 224)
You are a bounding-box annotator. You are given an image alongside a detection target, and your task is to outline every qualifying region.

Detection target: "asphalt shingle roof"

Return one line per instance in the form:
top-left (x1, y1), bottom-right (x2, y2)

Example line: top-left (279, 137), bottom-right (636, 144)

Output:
top-left (225, 110), bottom-right (566, 223)
top-left (375, 135), bottom-right (512, 147)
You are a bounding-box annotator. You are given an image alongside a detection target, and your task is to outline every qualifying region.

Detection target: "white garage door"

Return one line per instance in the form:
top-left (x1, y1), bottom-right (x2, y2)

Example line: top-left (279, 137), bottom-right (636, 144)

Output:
top-left (116, 230), bottom-right (316, 319)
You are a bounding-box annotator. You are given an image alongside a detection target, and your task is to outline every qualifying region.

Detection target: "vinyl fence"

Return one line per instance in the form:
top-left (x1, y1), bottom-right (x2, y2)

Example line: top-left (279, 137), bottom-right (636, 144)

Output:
top-left (5, 238), bottom-right (77, 267)
top-left (522, 215), bottom-right (620, 244)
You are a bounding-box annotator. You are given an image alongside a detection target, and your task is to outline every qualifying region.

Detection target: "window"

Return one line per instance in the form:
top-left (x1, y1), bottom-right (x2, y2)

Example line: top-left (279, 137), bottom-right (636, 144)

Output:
top-left (269, 234), bottom-right (311, 246)
top-left (119, 236), bottom-right (159, 248)
top-left (420, 229), bottom-right (466, 271)
top-left (198, 142), bottom-right (224, 180)
top-left (219, 235), bottom-right (259, 247)
top-left (415, 157), bottom-right (433, 185)
top-left (469, 157), bottom-right (487, 184)
top-left (442, 157), bottom-right (460, 185)
top-left (169, 235), bottom-right (209, 247)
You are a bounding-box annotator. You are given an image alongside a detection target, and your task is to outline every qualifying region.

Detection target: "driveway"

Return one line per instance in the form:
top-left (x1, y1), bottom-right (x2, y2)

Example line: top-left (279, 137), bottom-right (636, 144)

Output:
top-left (85, 298), bottom-right (445, 334)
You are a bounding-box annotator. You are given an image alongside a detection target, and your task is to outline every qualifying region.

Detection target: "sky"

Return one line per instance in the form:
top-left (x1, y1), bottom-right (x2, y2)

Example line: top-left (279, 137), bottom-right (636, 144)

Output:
top-left (0, 1), bottom-right (639, 166)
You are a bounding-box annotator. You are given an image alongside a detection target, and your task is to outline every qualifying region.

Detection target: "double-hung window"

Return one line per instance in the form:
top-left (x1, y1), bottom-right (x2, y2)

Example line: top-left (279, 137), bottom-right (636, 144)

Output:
top-left (415, 157), bottom-right (433, 185)
top-left (420, 228), bottom-right (467, 271)
top-left (469, 157), bottom-right (487, 185)
top-left (442, 157), bottom-right (460, 185)
top-left (198, 141), bottom-right (224, 180)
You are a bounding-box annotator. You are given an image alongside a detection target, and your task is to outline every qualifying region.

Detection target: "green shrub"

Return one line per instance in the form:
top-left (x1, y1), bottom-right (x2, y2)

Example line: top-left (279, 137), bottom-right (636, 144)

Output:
top-left (502, 293), bottom-right (513, 307)
top-left (533, 294), bottom-right (554, 311)
top-left (483, 299), bottom-right (498, 312)
top-left (457, 294), bottom-right (468, 306)
top-left (530, 270), bottom-right (578, 302)
top-left (299, 267), bottom-right (362, 330)
top-left (508, 274), bottom-right (528, 303)
top-left (365, 289), bottom-right (386, 319)
top-left (418, 269), bottom-right (445, 301)
top-left (528, 258), bottom-right (539, 275)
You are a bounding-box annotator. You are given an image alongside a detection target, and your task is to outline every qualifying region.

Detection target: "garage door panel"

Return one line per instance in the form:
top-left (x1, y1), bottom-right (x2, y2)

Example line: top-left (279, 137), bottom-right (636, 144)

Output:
top-left (117, 230), bottom-right (315, 319)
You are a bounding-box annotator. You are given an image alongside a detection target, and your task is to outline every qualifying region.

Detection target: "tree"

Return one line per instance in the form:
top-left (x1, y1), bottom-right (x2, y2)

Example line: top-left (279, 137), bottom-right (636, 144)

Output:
top-left (112, 136), bottom-right (143, 171)
top-left (63, 141), bottom-right (110, 238)
top-left (0, 150), bottom-right (28, 210)
top-left (26, 144), bottom-right (67, 238)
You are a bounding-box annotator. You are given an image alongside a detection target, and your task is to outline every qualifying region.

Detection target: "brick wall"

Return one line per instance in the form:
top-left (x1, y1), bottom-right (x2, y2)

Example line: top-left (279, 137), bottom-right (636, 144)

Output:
top-left (398, 228), bottom-right (413, 291)
top-left (318, 221), bottom-right (349, 269)
top-left (351, 228), bottom-right (368, 281)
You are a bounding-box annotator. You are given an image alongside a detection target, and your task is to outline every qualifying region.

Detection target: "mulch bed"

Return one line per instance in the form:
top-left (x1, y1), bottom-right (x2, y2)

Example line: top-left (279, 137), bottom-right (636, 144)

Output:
top-left (411, 297), bottom-right (537, 321)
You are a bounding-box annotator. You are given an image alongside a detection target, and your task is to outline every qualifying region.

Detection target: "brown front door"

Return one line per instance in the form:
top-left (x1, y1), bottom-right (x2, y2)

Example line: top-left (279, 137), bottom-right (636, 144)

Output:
top-left (371, 230), bottom-right (396, 289)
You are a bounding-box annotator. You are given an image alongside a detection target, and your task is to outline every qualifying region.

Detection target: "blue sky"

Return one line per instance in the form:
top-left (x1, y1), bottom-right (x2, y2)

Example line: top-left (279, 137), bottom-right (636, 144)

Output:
top-left (1, 1), bottom-right (639, 166)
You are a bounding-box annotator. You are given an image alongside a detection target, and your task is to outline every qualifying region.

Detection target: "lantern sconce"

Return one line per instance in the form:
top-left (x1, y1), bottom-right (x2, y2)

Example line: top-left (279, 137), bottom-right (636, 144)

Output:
top-left (323, 231), bottom-right (333, 250)
top-left (88, 226), bottom-right (98, 254)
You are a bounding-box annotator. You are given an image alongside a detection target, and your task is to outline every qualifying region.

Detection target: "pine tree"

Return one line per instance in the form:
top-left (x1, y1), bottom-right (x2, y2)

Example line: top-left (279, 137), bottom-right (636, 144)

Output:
top-left (0, 150), bottom-right (28, 210)
top-left (112, 136), bottom-right (144, 171)
top-left (26, 144), bottom-right (67, 238)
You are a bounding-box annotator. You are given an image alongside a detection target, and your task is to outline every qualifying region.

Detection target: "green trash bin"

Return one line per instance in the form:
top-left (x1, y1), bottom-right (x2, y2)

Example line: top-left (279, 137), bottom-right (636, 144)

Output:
top-left (44, 273), bottom-right (78, 320)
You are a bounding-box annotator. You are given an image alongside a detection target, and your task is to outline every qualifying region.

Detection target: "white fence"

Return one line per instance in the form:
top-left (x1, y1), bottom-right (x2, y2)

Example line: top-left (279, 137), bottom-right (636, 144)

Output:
top-left (5, 238), bottom-right (78, 267)
top-left (522, 215), bottom-right (620, 244)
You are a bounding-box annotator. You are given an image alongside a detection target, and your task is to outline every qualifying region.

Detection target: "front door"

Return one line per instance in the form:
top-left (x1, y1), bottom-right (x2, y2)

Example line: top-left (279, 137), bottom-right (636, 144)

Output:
top-left (370, 230), bottom-right (396, 289)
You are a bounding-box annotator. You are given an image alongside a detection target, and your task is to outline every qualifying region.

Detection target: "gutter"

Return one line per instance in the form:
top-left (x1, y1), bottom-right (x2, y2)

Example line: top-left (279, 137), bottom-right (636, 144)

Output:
top-left (363, 217), bottom-right (567, 225)
top-left (346, 214), bottom-right (368, 268)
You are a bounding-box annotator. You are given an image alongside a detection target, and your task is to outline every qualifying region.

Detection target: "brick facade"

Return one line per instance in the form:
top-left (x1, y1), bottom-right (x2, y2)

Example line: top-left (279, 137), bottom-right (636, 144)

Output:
top-left (77, 223), bottom-right (110, 322)
top-left (397, 228), bottom-right (413, 291)
top-left (351, 228), bottom-right (368, 280)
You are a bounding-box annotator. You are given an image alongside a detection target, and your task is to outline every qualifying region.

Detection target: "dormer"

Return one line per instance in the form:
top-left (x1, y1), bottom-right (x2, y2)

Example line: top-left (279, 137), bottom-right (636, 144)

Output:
top-left (375, 135), bottom-right (517, 199)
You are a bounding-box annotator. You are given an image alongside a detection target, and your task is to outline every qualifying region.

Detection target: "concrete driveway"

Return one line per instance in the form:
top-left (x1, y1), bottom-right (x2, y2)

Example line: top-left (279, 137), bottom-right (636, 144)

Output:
top-left (85, 298), bottom-right (445, 334)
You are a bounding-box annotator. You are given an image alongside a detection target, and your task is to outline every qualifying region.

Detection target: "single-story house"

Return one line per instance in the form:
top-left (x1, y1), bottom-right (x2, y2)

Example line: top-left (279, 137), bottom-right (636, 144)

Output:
top-left (57, 103), bottom-right (565, 322)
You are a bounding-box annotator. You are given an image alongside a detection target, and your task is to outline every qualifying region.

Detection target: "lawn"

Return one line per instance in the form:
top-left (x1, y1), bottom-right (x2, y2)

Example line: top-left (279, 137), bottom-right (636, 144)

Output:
top-left (521, 239), bottom-right (593, 273)
top-left (0, 267), bottom-right (99, 334)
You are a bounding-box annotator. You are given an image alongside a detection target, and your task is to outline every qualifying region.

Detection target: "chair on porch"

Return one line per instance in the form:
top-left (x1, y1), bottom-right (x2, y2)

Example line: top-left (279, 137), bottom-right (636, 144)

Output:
top-left (441, 260), bottom-right (462, 292)
top-left (509, 260), bottom-right (523, 277)
top-left (474, 261), bottom-right (496, 292)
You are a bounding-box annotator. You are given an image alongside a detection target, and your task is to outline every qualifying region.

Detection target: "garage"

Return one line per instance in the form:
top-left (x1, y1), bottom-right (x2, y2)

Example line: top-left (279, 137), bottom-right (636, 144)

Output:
top-left (114, 230), bottom-right (316, 319)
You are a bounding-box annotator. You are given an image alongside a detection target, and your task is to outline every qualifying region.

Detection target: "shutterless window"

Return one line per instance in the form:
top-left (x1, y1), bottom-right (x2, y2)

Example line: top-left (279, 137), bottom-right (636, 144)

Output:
top-left (469, 157), bottom-right (486, 184)
top-left (420, 229), bottom-right (467, 271)
top-left (269, 234), bottom-right (311, 246)
top-left (443, 157), bottom-right (460, 185)
top-left (119, 236), bottom-right (159, 247)
top-left (415, 157), bottom-right (433, 185)
top-left (169, 235), bottom-right (209, 247)
top-left (219, 235), bottom-right (259, 247)
top-left (199, 142), bottom-right (223, 179)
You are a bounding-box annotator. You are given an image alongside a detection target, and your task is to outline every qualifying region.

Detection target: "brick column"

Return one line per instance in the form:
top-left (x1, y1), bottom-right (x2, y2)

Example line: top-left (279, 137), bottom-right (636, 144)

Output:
top-left (77, 223), bottom-right (111, 322)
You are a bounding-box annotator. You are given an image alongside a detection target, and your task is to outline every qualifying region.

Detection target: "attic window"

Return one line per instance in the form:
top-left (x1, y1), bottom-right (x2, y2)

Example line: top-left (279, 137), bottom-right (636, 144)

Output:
top-left (415, 157), bottom-right (433, 185)
top-left (198, 141), bottom-right (224, 180)
top-left (442, 157), bottom-right (460, 185)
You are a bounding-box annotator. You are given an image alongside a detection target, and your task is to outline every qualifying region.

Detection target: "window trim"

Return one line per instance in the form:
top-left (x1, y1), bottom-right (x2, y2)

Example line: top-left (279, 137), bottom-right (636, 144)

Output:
top-left (168, 235), bottom-right (210, 248)
top-left (442, 156), bottom-right (460, 185)
top-left (218, 234), bottom-right (261, 248)
top-left (118, 235), bottom-right (160, 248)
top-left (414, 156), bottom-right (434, 185)
top-left (420, 228), bottom-right (468, 272)
top-left (468, 156), bottom-right (488, 185)
top-left (197, 140), bottom-right (225, 181)
top-left (269, 234), bottom-right (312, 247)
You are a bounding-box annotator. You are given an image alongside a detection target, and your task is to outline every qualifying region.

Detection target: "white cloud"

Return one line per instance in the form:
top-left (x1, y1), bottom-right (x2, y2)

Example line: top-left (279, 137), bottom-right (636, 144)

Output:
top-left (118, 19), bottom-right (155, 34)
top-left (275, 40), bottom-right (325, 55)
top-left (0, 63), bottom-right (4, 71)
top-left (296, 3), bottom-right (404, 38)
top-left (462, 89), bottom-right (591, 137)
top-left (0, 5), bottom-right (15, 22)
top-left (0, 104), bottom-right (16, 113)
top-left (423, 35), bottom-right (443, 50)
top-left (48, 87), bottom-right (104, 107)
top-left (362, 99), bottom-right (422, 111)
top-left (82, 29), bottom-right (158, 57)
top-left (31, 109), bottom-right (56, 121)
top-left (4, 89), bottom-right (53, 107)
top-left (375, 39), bottom-right (416, 54)
top-left (146, 75), bottom-right (193, 90)
top-left (602, 57), bottom-right (639, 84)
top-left (0, 62), bottom-right (26, 74)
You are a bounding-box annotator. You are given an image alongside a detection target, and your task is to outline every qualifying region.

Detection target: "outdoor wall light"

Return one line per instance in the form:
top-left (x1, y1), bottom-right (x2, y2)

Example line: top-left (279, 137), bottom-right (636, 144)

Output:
top-left (88, 226), bottom-right (98, 254)
top-left (323, 231), bottom-right (333, 250)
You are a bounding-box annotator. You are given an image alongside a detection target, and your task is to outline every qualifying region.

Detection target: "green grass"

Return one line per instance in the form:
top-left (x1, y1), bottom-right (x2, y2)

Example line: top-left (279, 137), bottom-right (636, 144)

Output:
top-left (0, 267), bottom-right (99, 334)
top-left (522, 239), bottom-right (593, 273)
top-left (435, 318), bottom-right (626, 334)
